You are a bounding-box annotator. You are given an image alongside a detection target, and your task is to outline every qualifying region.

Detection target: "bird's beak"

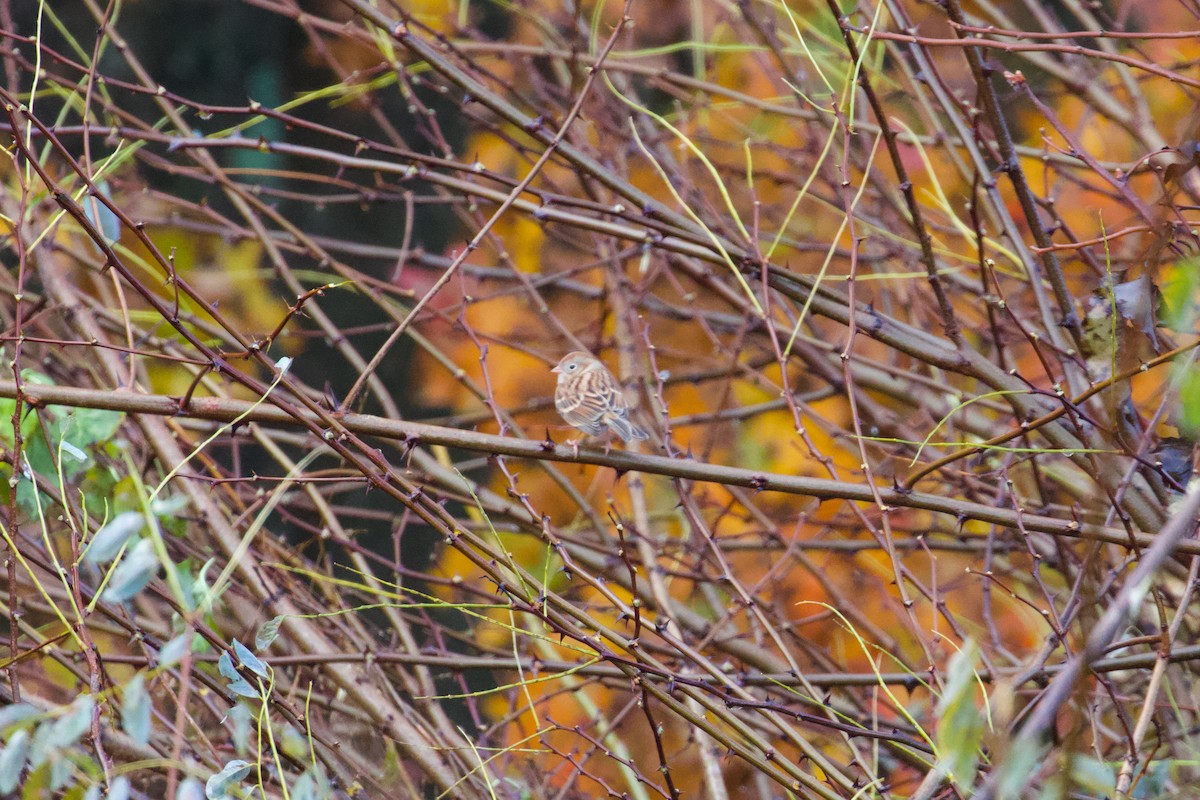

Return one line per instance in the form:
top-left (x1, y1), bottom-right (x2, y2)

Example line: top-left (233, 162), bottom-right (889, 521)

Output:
top-left (551, 365), bottom-right (562, 374)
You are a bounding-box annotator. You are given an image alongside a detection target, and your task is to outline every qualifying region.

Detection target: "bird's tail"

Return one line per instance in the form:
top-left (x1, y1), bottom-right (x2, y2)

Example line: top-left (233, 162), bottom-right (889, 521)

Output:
top-left (609, 415), bottom-right (650, 442)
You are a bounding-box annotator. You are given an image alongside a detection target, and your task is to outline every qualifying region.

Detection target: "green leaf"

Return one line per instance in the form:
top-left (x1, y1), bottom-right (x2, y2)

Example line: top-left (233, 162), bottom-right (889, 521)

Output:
top-left (205, 759), bottom-right (253, 799)
top-left (1132, 760), bottom-right (1170, 799)
top-left (935, 641), bottom-right (984, 785)
top-left (158, 632), bottom-right (193, 668)
top-left (228, 704), bottom-right (252, 756)
top-left (50, 749), bottom-right (74, 790)
top-left (254, 616), bottom-right (284, 652)
top-left (1179, 366), bottom-right (1200, 436)
top-left (0, 728), bottom-right (30, 793)
top-left (151, 493), bottom-right (190, 518)
top-left (1070, 755), bottom-right (1115, 795)
top-left (121, 674), bottom-right (152, 747)
top-left (176, 777), bottom-right (205, 800)
top-left (232, 639), bottom-right (268, 679)
top-left (172, 560), bottom-right (198, 613)
top-left (102, 539), bottom-right (160, 603)
top-left (49, 696), bottom-right (95, 749)
top-left (1036, 774), bottom-right (1065, 800)
top-left (105, 776), bottom-right (131, 800)
top-left (191, 558), bottom-right (218, 609)
top-left (0, 703), bottom-right (40, 734)
top-left (54, 406), bottom-right (123, 452)
top-left (28, 720), bottom-right (52, 769)
top-left (996, 735), bottom-right (1047, 800)
top-left (217, 651), bottom-right (257, 699)
top-left (280, 725), bottom-right (307, 761)
top-left (21, 760), bottom-right (51, 800)
top-left (1163, 257), bottom-right (1200, 330)
top-left (84, 181), bottom-right (123, 246)
top-left (225, 677), bottom-right (257, 699)
top-left (84, 512), bottom-right (145, 565)
top-left (22, 405), bottom-right (122, 483)
top-left (217, 651), bottom-right (239, 683)
top-left (291, 764), bottom-right (333, 800)
top-left (291, 772), bottom-right (316, 800)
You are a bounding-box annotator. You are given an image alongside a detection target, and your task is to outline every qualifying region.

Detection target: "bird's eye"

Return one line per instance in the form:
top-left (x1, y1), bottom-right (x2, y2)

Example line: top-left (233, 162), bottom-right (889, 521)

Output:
top-left (567, 364), bottom-right (577, 371)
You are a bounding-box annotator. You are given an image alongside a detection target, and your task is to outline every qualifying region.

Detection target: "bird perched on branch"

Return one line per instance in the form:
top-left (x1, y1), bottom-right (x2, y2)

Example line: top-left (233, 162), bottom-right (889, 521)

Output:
top-left (552, 351), bottom-right (649, 445)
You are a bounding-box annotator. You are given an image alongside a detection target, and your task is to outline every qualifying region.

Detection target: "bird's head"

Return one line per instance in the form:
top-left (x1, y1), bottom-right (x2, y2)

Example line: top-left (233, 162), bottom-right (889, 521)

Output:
top-left (551, 351), bottom-right (597, 376)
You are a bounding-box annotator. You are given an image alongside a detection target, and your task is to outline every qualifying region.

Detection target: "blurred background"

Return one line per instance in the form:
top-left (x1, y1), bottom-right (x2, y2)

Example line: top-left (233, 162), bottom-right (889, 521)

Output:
top-left (1, 0), bottom-right (1199, 798)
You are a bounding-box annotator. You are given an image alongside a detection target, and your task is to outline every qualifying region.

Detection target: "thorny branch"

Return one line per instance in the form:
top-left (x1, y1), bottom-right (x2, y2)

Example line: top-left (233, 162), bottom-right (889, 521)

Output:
top-left (0, 0), bottom-right (1198, 798)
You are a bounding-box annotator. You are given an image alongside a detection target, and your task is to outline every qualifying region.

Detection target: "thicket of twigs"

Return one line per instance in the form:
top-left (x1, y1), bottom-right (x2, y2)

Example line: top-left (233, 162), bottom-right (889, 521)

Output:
top-left (2, 0), bottom-right (1200, 798)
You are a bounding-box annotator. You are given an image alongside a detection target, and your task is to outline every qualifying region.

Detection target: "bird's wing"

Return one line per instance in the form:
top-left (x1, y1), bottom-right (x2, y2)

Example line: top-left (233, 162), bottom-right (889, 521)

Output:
top-left (556, 381), bottom-right (607, 434)
top-left (605, 413), bottom-right (650, 442)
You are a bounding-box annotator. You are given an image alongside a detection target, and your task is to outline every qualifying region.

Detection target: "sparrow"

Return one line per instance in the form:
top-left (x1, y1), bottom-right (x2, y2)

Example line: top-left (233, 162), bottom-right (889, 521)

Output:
top-left (552, 351), bottom-right (649, 443)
